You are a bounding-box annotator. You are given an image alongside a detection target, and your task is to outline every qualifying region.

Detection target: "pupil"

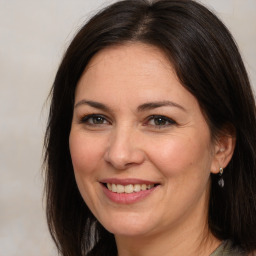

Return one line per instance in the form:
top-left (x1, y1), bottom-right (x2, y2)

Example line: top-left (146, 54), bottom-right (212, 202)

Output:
top-left (155, 117), bottom-right (166, 125)
top-left (94, 117), bottom-right (103, 124)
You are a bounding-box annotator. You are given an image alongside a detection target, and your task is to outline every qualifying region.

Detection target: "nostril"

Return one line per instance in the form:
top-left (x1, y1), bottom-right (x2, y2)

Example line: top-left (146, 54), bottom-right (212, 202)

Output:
top-left (104, 139), bottom-right (145, 170)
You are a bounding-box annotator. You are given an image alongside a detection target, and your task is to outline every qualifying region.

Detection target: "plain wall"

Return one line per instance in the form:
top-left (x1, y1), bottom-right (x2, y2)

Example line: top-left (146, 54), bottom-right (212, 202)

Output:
top-left (0, 0), bottom-right (255, 255)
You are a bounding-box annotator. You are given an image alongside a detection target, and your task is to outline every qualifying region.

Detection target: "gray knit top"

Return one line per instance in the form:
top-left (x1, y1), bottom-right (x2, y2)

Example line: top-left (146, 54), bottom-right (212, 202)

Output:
top-left (210, 240), bottom-right (247, 256)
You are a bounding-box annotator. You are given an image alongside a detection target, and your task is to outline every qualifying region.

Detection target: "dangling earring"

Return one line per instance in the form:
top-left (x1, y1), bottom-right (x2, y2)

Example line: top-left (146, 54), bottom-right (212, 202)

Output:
top-left (218, 167), bottom-right (224, 188)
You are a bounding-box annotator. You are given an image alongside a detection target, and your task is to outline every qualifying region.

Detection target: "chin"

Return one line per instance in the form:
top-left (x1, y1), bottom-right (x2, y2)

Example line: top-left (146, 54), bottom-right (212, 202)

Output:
top-left (99, 212), bottom-right (156, 237)
top-left (107, 225), bottom-right (153, 237)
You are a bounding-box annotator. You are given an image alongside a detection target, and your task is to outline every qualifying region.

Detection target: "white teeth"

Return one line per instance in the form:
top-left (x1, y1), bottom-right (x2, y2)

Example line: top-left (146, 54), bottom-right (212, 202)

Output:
top-left (106, 183), bottom-right (155, 193)
top-left (134, 184), bottom-right (141, 192)
top-left (124, 184), bottom-right (134, 193)
top-left (116, 184), bottom-right (125, 193)
top-left (112, 184), bottom-right (117, 192)
top-left (141, 184), bottom-right (147, 191)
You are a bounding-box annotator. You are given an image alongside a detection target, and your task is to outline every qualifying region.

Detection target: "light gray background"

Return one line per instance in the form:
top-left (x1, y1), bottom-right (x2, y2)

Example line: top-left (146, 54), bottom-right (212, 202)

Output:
top-left (0, 0), bottom-right (255, 255)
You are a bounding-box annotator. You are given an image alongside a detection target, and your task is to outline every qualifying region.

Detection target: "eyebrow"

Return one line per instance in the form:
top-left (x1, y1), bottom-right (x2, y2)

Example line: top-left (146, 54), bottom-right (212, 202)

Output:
top-left (137, 101), bottom-right (186, 112)
top-left (74, 100), bottom-right (111, 112)
top-left (74, 99), bottom-right (186, 112)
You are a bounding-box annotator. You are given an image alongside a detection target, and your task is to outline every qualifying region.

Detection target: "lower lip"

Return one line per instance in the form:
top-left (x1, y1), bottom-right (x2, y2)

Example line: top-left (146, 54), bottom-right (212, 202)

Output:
top-left (101, 184), bottom-right (158, 204)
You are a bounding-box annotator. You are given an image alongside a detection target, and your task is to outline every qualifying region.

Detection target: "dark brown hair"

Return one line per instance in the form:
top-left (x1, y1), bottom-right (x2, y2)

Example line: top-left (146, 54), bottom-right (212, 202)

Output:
top-left (44, 0), bottom-right (256, 255)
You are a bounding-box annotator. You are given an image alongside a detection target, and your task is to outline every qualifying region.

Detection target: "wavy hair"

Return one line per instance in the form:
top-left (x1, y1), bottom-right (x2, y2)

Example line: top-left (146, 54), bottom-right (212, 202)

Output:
top-left (44, 0), bottom-right (256, 255)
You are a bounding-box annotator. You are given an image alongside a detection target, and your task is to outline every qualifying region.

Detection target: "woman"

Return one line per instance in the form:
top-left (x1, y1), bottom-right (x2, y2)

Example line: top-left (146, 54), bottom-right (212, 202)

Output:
top-left (44, 0), bottom-right (256, 255)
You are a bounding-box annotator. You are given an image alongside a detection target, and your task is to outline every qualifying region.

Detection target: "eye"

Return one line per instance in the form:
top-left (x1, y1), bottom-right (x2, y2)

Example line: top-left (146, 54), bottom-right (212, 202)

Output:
top-left (146, 115), bottom-right (176, 128)
top-left (80, 114), bottom-right (110, 126)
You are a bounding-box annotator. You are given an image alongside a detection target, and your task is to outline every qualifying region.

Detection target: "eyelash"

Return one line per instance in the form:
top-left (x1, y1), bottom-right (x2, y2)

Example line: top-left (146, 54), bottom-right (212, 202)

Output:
top-left (80, 114), bottom-right (110, 126)
top-left (146, 115), bottom-right (176, 128)
top-left (79, 114), bottom-right (176, 128)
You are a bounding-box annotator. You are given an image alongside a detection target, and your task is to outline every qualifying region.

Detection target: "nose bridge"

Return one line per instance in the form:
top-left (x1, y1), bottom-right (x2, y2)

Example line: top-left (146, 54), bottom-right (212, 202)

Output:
top-left (104, 123), bottom-right (144, 169)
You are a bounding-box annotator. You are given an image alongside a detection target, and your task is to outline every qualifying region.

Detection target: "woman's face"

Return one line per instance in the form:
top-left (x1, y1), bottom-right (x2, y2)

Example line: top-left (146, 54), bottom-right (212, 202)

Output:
top-left (69, 43), bottom-right (220, 238)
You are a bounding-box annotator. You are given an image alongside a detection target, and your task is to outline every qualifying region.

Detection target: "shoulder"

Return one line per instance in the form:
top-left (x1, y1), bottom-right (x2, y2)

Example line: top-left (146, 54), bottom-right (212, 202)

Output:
top-left (210, 240), bottom-right (249, 256)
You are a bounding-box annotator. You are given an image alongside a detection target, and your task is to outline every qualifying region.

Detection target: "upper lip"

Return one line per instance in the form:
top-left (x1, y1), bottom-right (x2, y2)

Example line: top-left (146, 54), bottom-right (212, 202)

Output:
top-left (100, 178), bottom-right (159, 186)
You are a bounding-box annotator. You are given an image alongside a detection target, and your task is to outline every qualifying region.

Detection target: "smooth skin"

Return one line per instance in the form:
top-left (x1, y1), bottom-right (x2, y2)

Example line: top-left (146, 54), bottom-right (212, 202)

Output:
top-left (69, 43), bottom-right (235, 256)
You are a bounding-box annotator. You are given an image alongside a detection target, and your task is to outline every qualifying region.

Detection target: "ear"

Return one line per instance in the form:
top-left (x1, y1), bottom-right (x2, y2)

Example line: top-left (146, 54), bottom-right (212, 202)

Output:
top-left (210, 131), bottom-right (236, 174)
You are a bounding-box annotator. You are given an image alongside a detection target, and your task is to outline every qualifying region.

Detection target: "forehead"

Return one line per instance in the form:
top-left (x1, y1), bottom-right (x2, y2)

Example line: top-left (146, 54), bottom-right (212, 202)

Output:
top-left (76, 43), bottom-right (184, 98)
top-left (85, 43), bottom-right (173, 74)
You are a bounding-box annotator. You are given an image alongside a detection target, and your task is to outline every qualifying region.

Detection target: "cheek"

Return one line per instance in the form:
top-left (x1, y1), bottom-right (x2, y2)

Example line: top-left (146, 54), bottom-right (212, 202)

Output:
top-left (69, 131), bottom-right (105, 176)
top-left (69, 131), bottom-right (106, 212)
top-left (146, 133), bottom-right (212, 176)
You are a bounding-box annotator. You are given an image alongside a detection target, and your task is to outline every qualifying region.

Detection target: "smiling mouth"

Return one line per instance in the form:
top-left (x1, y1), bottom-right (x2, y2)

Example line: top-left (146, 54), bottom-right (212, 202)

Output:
top-left (104, 183), bottom-right (159, 193)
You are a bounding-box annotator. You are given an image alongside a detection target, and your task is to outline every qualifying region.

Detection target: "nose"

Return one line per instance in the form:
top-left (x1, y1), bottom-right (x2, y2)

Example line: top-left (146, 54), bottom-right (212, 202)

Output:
top-left (104, 126), bottom-right (145, 170)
